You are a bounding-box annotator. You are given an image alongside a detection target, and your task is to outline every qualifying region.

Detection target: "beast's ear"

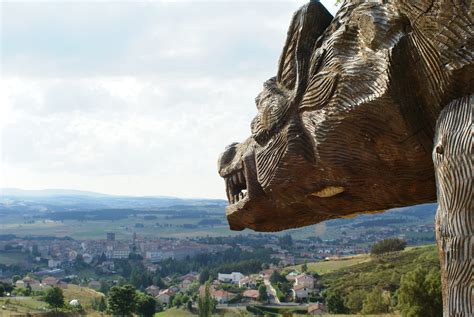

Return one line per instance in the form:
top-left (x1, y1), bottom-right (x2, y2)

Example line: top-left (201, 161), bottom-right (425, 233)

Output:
top-left (276, 1), bottom-right (333, 95)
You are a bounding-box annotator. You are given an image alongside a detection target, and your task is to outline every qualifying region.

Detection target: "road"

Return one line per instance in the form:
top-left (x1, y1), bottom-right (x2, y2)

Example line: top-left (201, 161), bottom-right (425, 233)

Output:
top-left (264, 279), bottom-right (281, 304)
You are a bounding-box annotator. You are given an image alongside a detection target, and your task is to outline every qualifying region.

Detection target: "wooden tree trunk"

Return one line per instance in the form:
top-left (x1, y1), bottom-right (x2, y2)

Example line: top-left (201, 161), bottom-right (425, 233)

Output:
top-left (433, 95), bottom-right (473, 317)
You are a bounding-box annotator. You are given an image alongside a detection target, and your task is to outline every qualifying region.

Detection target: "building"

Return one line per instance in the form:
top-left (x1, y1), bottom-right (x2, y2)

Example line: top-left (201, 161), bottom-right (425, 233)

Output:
top-left (259, 269), bottom-right (275, 280)
top-left (213, 290), bottom-right (234, 304)
top-left (107, 233), bottom-right (115, 241)
top-left (48, 259), bottom-right (62, 268)
top-left (107, 249), bottom-right (130, 259)
top-left (156, 289), bottom-right (174, 305)
top-left (145, 250), bottom-right (174, 262)
top-left (218, 272), bottom-right (244, 284)
top-left (286, 271), bottom-right (299, 282)
top-left (308, 303), bottom-right (327, 315)
top-left (292, 284), bottom-right (310, 300)
top-left (238, 276), bottom-right (257, 289)
top-left (242, 289), bottom-right (259, 301)
top-left (145, 285), bottom-right (161, 297)
top-left (294, 274), bottom-right (314, 288)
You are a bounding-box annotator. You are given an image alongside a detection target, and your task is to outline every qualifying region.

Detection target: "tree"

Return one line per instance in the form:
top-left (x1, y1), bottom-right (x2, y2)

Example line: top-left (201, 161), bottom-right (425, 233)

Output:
top-left (11, 275), bottom-right (21, 283)
top-left (92, 296), bottom-right (107, 312)
top-left (301, 260), bottom-right (308, 273)
top-left (0, 282), bottom-right (13, 296)
top-left (99, 279), bottom-right (110, 295)
top-left (278, 234), bottom-right (293, 247)
top-left (258, 285), bottom-right (268, 303)
top-left (172, 293), bottom-right (183, 307)
top-left (199, 268), bottom-right (210, 285)
top-left (135, 292), bottom-right (156, 317)
top-left (371, 238), bottom-right (406, 255)
top-left (361, 286), bottom-right (390, 314)
top-left (25, 283), bottom-right (32, 296)
top-left (44, 286), bottom-right (64, 311)
top-left (270, 271), bottom-right (284, 284)
top-left (345, 289), bottom-right (367, 313)
top-left (107, 284), bottom-right (137, 316)
top-left (326, 291), bottom-right (348, 314)
top-left (397, 267), bottom-right (442, 317)
top-left (198, 283), bottom-right (214, 317)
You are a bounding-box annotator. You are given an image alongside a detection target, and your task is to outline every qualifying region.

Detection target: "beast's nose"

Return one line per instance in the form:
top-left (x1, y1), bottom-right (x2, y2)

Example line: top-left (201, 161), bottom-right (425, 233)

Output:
top-left (218, 143), bottom-right (239, 176)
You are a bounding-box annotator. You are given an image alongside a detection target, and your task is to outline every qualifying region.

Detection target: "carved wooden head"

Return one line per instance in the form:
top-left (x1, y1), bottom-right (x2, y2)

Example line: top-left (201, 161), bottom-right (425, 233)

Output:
top-left (218, 0), bottom-right (471, 231)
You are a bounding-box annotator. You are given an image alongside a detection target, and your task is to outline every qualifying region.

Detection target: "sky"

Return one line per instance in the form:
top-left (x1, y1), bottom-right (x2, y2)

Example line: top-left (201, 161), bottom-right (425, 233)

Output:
top-left (0, 0), bottom-right (339, 199)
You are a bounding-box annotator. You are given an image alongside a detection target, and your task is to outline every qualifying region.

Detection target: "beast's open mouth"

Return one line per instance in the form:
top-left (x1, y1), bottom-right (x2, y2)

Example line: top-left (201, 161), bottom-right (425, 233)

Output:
top-left (223, 168), bottom-right (247, 204)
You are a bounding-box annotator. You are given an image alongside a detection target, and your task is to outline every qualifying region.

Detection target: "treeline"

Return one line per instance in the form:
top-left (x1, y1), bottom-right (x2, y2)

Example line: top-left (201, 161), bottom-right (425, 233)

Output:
top-left (42, 206), bottom-right (220, 221)
top-left (371, 238), bottom-right (406, 255)
top-left (0, 234), bottom-right (73, 241)
top-left (352, 218), bottom-right (409, 228)
top-left (158, 247), bottom-right (275, 277)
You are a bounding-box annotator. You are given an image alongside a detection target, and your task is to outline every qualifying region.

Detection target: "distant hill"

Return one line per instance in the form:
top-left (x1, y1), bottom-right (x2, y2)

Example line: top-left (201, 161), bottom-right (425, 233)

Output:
top-left (0, 188), bottom-right (227, 214)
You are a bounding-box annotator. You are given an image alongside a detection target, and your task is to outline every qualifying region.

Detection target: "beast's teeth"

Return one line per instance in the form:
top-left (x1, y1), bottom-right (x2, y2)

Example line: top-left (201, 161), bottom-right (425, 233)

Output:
top-left (238, 172), bottom-right (245, 184)
top-left (232, 174), bottom-right (239, 185)
top-left (239, 192), bottom-right (244, 200)
top-left (234, 195), bottom-right (239, 202)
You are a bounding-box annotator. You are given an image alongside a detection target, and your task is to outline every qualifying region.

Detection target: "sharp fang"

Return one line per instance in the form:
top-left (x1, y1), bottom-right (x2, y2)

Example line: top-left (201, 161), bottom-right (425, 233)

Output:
top-left (238, 172), bottom-right (244, 184)
top-left (232, 174), bottom-right (239, 185)
top-left (239, 192), bottom-right (244, 200)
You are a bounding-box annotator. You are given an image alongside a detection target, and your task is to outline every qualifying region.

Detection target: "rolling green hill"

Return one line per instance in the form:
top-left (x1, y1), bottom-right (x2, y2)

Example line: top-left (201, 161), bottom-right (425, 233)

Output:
top-left (320, 245), bottom-right (439, 294)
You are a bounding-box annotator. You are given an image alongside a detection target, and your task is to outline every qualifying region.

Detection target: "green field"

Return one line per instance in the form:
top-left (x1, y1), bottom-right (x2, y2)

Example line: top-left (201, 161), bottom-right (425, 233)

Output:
top-left (289, 254), bottom-right (371, 275)
top-left (0, 252), bottom-right (29, 266)
top-left (0, 214), bottom-right (333, 240)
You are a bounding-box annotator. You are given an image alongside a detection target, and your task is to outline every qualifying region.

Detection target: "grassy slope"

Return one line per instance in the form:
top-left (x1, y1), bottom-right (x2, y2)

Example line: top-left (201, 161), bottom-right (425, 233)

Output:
top-left (0, 284), bottom-right (104, 316)
top-left (320, 245), bottom-right (439, 295)
top-left (62, 284), bottom-right (104, 310)
top-left (0, 296), bottom-right (46, 315)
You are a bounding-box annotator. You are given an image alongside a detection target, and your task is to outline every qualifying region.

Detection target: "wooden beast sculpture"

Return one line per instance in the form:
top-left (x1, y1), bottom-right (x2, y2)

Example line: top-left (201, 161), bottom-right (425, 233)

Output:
top-left (218, 0), bottom-right (472, 315)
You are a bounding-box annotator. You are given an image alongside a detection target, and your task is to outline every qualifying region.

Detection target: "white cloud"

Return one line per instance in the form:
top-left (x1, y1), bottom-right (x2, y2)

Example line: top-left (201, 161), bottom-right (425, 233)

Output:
top-left (0, 0), bottom-right (340, 198)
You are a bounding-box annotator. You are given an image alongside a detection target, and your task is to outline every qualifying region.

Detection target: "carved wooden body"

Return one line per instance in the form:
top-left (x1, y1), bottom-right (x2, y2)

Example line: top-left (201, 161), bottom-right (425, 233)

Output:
top-left (218, 0), bottom-right (472, 315)
top-left (434, 97), bottom-right (472, 316)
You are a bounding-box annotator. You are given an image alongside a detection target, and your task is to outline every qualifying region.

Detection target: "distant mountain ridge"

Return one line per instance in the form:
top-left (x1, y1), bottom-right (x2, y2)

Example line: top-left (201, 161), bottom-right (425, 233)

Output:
top-left (0, 188), bottom-right (193, 199)
top-left (0, 188), bottom-right (227, 214)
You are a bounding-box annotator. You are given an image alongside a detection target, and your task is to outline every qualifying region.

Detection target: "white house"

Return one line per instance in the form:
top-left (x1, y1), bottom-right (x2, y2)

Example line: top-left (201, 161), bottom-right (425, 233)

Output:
top-left (292, 284), bottom-right (310, 300)
top-left (217, 272), bottom-right (244, 284)
top-left (156, 289), bottom-right (174, 305)
top-left (48, 259), bottom-right (62, 268)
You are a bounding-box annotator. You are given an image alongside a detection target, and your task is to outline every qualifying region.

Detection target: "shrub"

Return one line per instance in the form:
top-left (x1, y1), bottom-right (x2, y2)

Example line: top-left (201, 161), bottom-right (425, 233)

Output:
top-left (371, 238), bottom-right (406, 255)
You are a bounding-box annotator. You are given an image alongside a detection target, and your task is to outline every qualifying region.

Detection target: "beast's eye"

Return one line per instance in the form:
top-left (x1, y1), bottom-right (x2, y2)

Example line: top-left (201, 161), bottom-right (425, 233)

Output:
top-left (251, 116), bottom-right (270, 146)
